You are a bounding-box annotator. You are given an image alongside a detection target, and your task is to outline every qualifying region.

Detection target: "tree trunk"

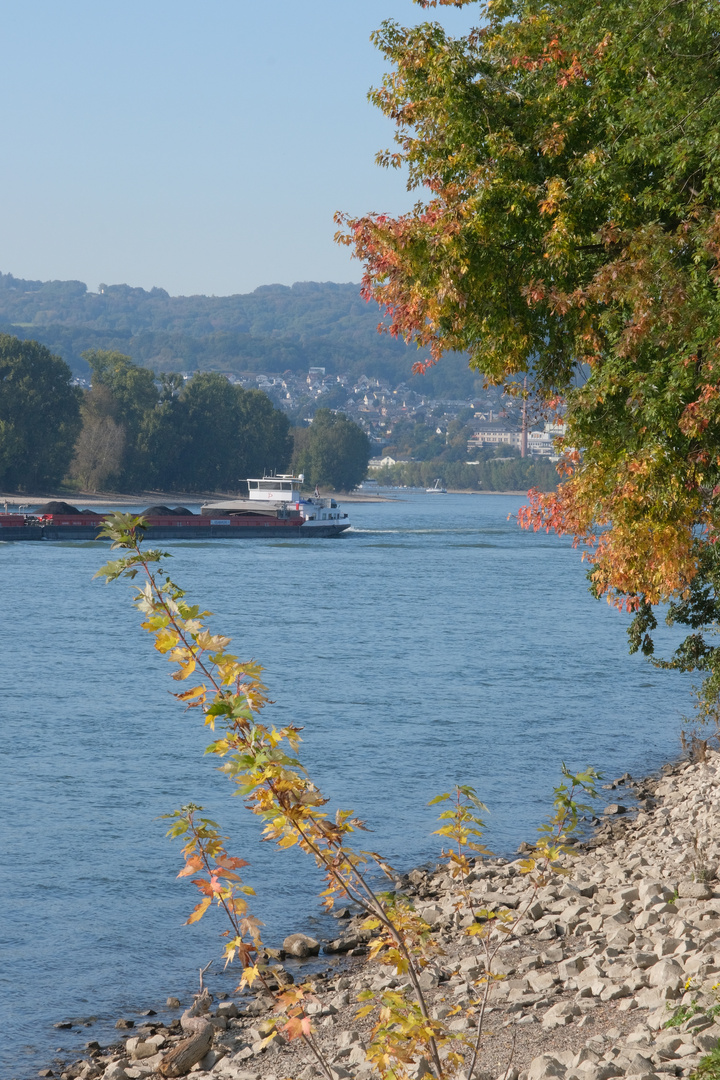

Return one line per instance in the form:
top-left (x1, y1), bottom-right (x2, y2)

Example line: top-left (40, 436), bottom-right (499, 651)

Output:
top-left (158, 989), bottom-right (214, 1078)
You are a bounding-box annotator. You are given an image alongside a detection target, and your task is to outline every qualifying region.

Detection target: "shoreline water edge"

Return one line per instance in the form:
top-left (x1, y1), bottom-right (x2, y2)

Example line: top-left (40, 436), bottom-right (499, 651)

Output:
top-left (29, 749), bottom-right (720, 1080)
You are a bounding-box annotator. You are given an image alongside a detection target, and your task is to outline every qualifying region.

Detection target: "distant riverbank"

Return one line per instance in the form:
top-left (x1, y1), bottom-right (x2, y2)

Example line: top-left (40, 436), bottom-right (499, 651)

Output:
top-left (0, 487), bottom-right (395, 508)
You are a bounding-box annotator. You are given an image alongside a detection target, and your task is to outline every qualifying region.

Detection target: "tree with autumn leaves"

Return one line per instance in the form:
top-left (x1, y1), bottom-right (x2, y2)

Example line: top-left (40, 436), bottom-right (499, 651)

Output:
top-left (338, 0), bottom-right (720, 721)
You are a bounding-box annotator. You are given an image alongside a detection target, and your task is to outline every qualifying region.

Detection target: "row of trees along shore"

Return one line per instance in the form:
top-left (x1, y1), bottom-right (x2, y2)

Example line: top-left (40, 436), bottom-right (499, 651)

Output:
top-left (374, 457), bottom-right (558, 493)
top-left (0, 336), bottom-right (371, 493)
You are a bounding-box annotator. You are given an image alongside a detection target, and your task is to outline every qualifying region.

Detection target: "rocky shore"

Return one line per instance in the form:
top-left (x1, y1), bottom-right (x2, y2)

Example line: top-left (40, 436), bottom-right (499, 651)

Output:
top-left (41, 750), bottom-right (720, 1080)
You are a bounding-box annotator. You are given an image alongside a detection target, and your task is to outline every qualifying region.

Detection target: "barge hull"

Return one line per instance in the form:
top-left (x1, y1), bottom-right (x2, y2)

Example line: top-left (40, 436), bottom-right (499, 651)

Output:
top-left (0, 526), bottom-right (44, 540)
top-left (1, 523), bottom-right (350, 541)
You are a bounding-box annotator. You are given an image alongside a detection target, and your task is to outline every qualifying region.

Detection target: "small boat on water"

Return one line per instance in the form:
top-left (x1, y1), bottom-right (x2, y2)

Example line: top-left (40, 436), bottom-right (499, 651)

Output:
top-left (425, 479), bottom-right (447, 493)
top-left (0, 476), bottom-right (351, 541)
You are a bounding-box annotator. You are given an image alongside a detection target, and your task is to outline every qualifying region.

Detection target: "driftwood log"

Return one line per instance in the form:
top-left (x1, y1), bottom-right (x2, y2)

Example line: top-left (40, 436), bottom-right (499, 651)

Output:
top-left (158, 988), bottom-right (213, 1078)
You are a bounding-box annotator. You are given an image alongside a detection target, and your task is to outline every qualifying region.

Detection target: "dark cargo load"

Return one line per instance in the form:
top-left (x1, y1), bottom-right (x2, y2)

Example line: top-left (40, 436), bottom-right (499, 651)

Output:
top-left (36, 500), bottom-right (81, 515)
top-left (142, 505), bottom-right (194, 516)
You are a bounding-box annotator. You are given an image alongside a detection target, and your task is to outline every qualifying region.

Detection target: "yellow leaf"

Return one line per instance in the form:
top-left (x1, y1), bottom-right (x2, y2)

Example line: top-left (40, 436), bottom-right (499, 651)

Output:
top-left (239, 964), bottom-right (260, 988)
top-left (175, 684), bottom-right (207, 702)
top-left (155, 629), bottom-right (179, 653)
top-left (172, 657), bottom-right (197, 681)
top-left (185, 896), bottom-right (211, 924)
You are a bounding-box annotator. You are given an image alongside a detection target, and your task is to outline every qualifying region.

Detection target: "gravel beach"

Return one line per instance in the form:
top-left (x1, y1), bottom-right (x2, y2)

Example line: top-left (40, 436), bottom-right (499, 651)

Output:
top-left (39, 749), bottom-right (720, 1080)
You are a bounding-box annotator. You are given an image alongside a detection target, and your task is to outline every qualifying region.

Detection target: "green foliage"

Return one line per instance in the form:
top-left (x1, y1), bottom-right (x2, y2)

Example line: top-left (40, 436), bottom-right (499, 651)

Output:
top-left (694, 1044), bottom-right (720, 1080)
top-left (147, 373), bottom-right (293, 491)
top-left (383, 415), bottom-right (477, 463)
top-left (0, 334), bottom-right (81, 491)
top-left (73, 352), bottom-right (292, 492)
top-left (534, 764), bottom-right (600, 870)
top-left (83, 350), bottom-right (161, 487)
top-left (664, 1000), bottom-right (702, 1029)
top-left (431, 786), bottom-right (491, 886)
top-left (345, 0), bottom-right (720, 388)
top-left (85, 349), bottom-right (158, 430)
top-left (293, 408), bottom-right (371, 491)
top-left (628, 542), bottom-right (720, 727)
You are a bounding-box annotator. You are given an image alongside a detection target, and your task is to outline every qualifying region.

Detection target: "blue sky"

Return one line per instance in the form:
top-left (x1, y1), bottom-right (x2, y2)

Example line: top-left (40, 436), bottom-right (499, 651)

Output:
top-left (0, 1), bottom-right (476, 296)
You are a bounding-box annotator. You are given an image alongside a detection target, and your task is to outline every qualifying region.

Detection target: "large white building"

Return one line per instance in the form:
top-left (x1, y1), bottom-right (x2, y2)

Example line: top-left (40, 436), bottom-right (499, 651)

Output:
top-left (468, 422), bottom-right (566, 458)
top-left (467, 429), bottom-right (524, 451)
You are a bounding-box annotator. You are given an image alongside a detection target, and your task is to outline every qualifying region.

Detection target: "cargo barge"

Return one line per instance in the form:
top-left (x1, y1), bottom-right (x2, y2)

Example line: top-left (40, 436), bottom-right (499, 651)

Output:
top-left (0, 476), bottom-right (351, 541)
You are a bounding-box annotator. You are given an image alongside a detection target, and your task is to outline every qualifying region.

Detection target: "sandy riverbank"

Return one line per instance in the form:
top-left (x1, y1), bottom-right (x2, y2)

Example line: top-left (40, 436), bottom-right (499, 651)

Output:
top-left (446, 489), bottom-right (531, 496)
top-left (36, 749), bottom-right (720, 1080)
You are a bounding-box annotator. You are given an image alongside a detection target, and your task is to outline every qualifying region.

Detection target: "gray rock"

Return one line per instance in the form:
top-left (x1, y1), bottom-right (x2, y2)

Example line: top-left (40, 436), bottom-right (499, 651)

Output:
top-left (282, 933), bottom-right (320, 958)
top-left (541, 1002), bottom-right (581, 1029)
top-left (199, 1049), bottom-right (226, 1071)
top-left (696, 1026), bottom-right (720, 1052)
top-left (593, 1067), bottom-right (624, 1080)
top-left (527, 970), bottom-right (558, 993)
top-left (324, 935), bottom-right (359, 954)
top-left (102, 1068), bottom-right (128, 1080)
top-left (418, 967), bottom-right (441, 989)
top-left (678, 880), bottom-right (713, 900)
top-left (632, 951), bottom-right (659, 969)
top-left (627, 1055), bottom-right (655, 1074)
top-left (527, 1055), bottom-right (566, 1080)
top-left (646, 958), bottom-right (684, 990)
top-left (604, 805), bottom-right (627, 816)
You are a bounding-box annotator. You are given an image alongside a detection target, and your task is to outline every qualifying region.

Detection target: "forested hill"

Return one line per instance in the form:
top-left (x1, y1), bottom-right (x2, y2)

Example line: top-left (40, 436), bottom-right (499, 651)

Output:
top-left (0, 273), bottom-right (478, 398)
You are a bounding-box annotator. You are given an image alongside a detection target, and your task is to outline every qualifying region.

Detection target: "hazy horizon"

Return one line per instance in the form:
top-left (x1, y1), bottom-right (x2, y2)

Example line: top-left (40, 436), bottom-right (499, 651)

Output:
top-left (1, 268), bottom-right (367, 299)
top-left (0, 2), bottom-right (476, 297)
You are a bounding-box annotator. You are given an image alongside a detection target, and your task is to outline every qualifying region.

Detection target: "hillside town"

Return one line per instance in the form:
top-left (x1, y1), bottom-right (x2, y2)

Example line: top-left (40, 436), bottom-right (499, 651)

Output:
top-left (243, 368), bottom-right (566, 462)
top-left (73, 366), bottom-right (564, 461)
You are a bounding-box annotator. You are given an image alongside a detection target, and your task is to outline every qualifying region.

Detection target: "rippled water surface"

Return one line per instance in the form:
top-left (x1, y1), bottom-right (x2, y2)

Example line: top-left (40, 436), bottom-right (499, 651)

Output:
top-left (1, 493), bottom-right (693, 1077)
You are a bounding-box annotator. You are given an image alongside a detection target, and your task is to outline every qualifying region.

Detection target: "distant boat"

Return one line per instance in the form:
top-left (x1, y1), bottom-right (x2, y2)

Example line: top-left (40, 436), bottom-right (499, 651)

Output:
top-left (426, 479), bottom-right (447, 493)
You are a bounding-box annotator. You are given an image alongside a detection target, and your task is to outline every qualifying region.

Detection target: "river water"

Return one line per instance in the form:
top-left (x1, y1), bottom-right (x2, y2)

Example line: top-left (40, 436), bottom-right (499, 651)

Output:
top-left (1, 493), bottom-right (693, 1078)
